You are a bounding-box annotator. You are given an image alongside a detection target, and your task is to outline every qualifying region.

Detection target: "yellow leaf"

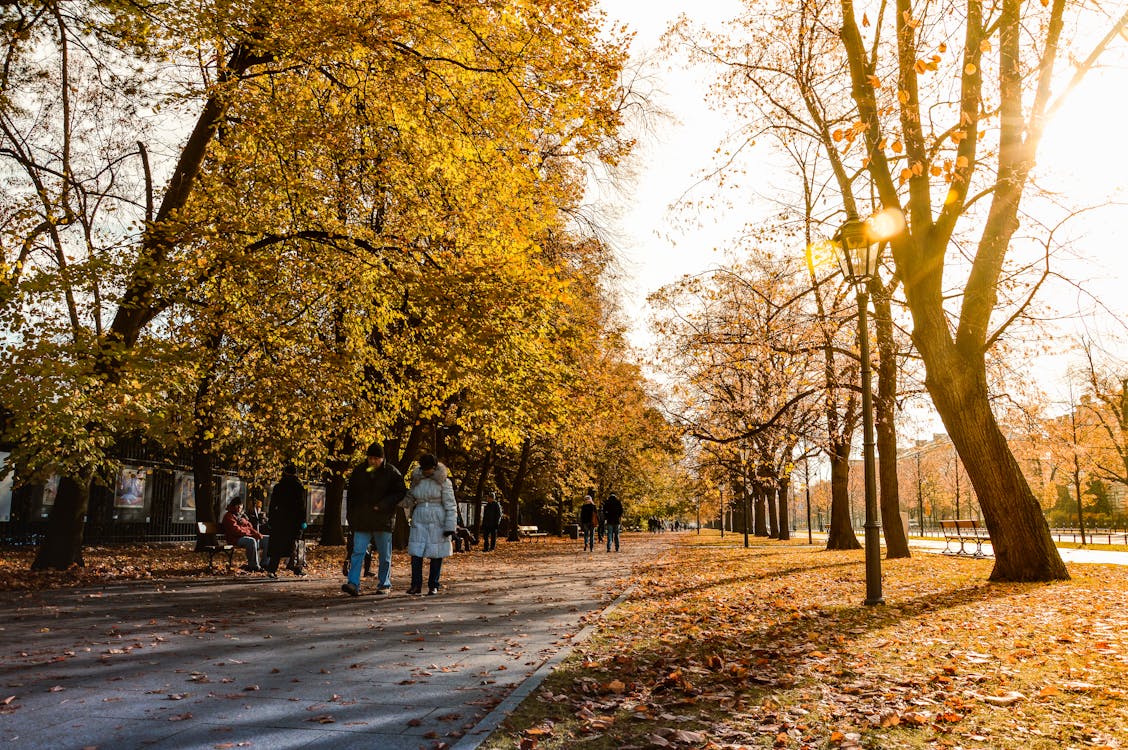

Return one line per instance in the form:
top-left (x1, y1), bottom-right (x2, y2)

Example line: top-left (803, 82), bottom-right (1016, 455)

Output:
top-left (930, 164), bottom-right (942, 176)
top-left (915, 59), bottom-right (927, 74)
top-left (965, 63), bottom-right (977, 75)
top-left (1037, 685), bottom-right (1060, 697)
top-left (956, 155), bottom-right (969, 168)
top-left (891, 140), bottom-right (903, 154)
top-left (832, 129), bottom-right (844, 143)
top-left (980, 39), bottom-right (992, 52)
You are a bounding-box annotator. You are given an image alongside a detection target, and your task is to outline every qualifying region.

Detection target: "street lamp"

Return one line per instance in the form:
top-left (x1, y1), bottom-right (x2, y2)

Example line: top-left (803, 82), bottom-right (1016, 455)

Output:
top-left (834, 207), bottom-right (902, 606)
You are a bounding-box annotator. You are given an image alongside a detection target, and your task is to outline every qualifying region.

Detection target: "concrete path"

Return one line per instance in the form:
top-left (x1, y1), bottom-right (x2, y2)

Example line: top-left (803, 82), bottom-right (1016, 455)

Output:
top-left (0, 535), bottom-right (670, 750)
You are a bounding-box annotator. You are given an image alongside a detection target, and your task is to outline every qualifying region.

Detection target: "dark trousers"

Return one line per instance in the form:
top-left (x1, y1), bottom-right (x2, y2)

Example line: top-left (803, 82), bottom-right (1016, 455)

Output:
top-left (411, 556), bottom-right (443, 590)
top-left (482, 528), bottom-right (498, 551)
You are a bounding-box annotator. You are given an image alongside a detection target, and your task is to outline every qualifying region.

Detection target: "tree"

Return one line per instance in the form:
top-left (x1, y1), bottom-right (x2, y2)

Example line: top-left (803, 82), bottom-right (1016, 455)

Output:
top-left (1, 1), bottom-right (631, 568)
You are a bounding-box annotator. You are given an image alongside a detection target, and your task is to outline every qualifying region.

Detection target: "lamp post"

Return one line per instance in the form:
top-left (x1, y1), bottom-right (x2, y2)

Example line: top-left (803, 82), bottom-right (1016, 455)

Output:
top-left (834, 210), bottom-right (894, 607)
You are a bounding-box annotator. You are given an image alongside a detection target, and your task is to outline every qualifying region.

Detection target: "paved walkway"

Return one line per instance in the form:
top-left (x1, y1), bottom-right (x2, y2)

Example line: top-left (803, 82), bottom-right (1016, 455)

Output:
top-left (0, 535), bottom-right (670, 750)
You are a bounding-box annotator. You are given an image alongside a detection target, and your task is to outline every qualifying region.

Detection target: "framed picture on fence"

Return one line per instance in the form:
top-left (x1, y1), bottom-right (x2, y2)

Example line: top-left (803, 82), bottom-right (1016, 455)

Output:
top-left (172, 471), bottom-right (195, 523)
top-left (308, 485), bottom-right (325, 517)
top-left (0, 452), bottom-right (12, 523)
top-left (115, 467), bottom-right (148, 509)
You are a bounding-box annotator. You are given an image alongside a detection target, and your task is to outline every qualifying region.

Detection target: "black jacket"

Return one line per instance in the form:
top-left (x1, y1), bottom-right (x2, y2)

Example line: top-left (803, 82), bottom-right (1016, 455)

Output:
top-left (602, 495), bottom-right (624, 524)
top-left (347, 461), bottom-right (407, 533)
top-left (579, 502), bottom-right (598, 526)
top-left (481, 499), bottom-right (503, 530)
top-left (268, 474), bottom-right (307, 553)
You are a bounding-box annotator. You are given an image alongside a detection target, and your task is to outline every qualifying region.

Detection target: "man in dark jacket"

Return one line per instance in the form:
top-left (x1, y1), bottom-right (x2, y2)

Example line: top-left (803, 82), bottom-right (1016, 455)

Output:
top-left (480, 491), bottom-right (502, 552)
top-left (342, 442), bottom-right (407, 596)
top-left (603, 492), bottom-right (624, 552)
top-left (264, 463), bottom-right (307, 577)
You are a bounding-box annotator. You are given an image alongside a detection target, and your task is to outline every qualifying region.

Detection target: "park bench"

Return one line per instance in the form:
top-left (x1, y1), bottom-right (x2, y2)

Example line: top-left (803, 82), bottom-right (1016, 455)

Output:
top-left (195, 521), bottom-right (235, 571)
top-left (517, 524), bottom-right (548, 538)
top-left (939, 518), bottom-right (991, 558)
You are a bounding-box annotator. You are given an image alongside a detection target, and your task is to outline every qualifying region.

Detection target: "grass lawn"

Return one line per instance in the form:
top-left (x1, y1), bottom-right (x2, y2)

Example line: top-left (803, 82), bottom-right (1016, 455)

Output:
top-left (482, 532), bottom-right (1128, 750)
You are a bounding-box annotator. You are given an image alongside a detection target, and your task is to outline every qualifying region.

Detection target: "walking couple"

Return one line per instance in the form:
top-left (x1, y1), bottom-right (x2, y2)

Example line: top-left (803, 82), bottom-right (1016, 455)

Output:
top-left (342, 444), bottom-right (457, 597)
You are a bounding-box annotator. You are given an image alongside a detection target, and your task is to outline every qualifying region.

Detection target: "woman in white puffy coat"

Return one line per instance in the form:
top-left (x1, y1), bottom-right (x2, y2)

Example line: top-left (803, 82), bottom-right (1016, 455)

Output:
top-left (402, 453), bottom-right (457, 595)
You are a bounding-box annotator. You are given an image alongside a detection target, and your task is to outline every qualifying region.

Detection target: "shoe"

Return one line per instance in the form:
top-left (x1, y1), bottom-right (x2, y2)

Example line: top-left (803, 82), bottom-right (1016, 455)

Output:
top-left (267, 571), bottom-right (278, 579)
top-left (374, 587), bottom-right (389, 595)
top-left (363, 570), bottom-right (375, 577)
top-left (427, 587), bottom-right (440, 596)
top-left (341, 582), bottom-right (360, 597)
top-left (406, 587), bottom-right (421, 596)
top-left (240, 564), bottom-right (262, 572)
top-left (293, 568), bottom-right (307, 577)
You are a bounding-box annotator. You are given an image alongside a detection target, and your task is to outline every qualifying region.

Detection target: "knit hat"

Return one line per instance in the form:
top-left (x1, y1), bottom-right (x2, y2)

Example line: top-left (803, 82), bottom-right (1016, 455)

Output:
top-left (366, 442), bottom-right (384, 458)
top-left (418, 453), bottom-right (438, 470)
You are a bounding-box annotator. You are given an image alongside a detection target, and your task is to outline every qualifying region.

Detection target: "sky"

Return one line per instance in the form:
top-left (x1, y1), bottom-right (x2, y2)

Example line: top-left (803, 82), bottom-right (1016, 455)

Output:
top-left (595, 0), bottom-right (1128, 410)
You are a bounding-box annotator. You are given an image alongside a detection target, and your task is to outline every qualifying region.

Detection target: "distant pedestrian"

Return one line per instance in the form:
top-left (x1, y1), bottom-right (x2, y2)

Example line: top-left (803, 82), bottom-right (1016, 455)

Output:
top-left (403, 453), bottom-right (456, 595)
top-left (603, 492), bottom-right (624, 552)
top-left (597, 504), bottom-right (606, 543)
top-left (579, 495), bottom-right (597, 552)
top-left (481, 491), bottom-right (502, 552)
top-left (342, 442), bottom-right (407, 597)
top-left (221, 497), bottom-right (268, 572)
top-left (264, 463), bottom-right (306, 577)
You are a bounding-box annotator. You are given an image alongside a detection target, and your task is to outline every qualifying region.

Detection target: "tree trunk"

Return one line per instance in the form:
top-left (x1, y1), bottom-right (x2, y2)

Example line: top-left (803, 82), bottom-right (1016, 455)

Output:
top-left (765, 481), bottom-right (779, 538)
top-left (505, 437), bottom-right (532, 541)
top-left (873, 277), bottom-right (910, 558)
top-left (776, 478), bottom-right (791, 541)
top-left (31, 473), bottom-right (89, 570)
top-left (826, 444), bottom-right (861, 550)
top-left (753, 482), bottom-right (769, 536)
top-left (320, 433), bottom-right (354, 547)
top-left (470, 443), bottom-right (495, 535)
top-left (191, 444), bottom-right (218, 525)
top-left (921, 331), bottom-right (1068, 580)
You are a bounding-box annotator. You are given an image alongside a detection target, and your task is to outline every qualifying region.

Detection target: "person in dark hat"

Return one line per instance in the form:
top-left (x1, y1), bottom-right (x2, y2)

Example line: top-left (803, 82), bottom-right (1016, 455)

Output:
top-left (481, 490), bottom-right (503, 552)
top-left (264, 463), bottom-right (306, 577)
top-left (602, 492), bottom-right (624, 552)
top-left (342, 442), bottom-right (407, 596)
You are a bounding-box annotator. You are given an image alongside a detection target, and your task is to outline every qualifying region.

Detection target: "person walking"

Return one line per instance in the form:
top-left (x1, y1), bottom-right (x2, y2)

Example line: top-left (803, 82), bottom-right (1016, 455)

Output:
top-left (481, 491), bottom-right (502, 552)
top-left (403, 453), bottom-right (456, 595)
top-left (579, 494), bottom-right (598, 552)
top-left (221, 497), bottom-right (268, 571)
top-left (264, 463), bottom-right (306, 577)
top-left (603, 492), bottom-right (624, 552)
top-left (342, 442), bottom-right (407, 597)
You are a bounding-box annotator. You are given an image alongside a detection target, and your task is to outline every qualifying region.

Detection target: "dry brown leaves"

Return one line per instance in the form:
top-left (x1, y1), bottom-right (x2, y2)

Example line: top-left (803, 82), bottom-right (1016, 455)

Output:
top-left (483, 535), bottom-right (1128, 750)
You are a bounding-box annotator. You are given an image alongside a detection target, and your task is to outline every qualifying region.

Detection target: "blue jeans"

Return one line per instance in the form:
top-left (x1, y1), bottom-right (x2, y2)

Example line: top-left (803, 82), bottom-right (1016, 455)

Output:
top-left (582, 523), bottom-right (595, 550)
top-left (373, 531), bottom-right (393, 589)
top-left (411, 556), bottom-right (443, 591)
top-left (236, 536), bottom-right (267, 569)
top-left (348, 530), bottom-right (374, 589)
top-left (606, 523), bottom-right (620, 552)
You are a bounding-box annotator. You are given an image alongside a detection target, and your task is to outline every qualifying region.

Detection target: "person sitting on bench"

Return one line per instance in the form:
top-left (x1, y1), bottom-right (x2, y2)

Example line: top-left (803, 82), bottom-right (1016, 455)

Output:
top-left (221, 497), bottom-right (268, 572)
top-left (453, 512), bottom-right (477, 552)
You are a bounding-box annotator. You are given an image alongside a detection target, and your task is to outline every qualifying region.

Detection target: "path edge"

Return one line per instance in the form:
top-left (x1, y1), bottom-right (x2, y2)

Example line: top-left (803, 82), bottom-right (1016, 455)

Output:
top-left (449, 583), bottom-right (637, 750)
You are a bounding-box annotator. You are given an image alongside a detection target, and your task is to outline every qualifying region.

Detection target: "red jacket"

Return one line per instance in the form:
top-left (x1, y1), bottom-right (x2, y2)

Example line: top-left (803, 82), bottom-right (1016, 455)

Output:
top-left (222, 510), bottom-right (262, 544)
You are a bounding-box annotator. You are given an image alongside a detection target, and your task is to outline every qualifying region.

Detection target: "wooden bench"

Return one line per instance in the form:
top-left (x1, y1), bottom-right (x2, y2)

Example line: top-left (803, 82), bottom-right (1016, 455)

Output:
top-left (195, 521), bottom-right (235, 571)
top-left (517, 525), bottom-right (548, 538)
top-left (939, 519), bottom-right (991, 558)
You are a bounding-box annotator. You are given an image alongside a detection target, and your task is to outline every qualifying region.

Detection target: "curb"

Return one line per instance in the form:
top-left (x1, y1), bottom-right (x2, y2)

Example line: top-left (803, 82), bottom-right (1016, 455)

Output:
top-left (450, 583), bottom-right (638, 750)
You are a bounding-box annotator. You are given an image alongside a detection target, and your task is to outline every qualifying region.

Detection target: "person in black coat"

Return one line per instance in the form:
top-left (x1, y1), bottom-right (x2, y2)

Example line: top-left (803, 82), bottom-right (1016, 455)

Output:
top-left (602, 492), bottom-right (624, 552)
top-left (481, 491), bottom-right (502, 552)
top-left (265, 463), bottom-right (307, 577)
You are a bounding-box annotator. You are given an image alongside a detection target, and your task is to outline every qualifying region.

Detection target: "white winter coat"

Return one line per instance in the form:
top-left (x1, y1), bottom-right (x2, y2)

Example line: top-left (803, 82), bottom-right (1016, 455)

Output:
top-left (403, 463), bottom-right (457, 559)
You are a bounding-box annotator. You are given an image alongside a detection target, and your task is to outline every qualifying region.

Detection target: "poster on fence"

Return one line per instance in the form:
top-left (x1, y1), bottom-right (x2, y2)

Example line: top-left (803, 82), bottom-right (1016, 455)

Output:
top-left (173, 471), bottom-right (195, 523)
top-left (308, 484), bottom-right (326, 519)
top-left (219, 476), bottom-right (245, 510)
top-left (39, 475), bottom-right (60, 518)
top-left (0, 452), bottom-right (11, 523)
top-left (114, 466), bottom-right (151, 521)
